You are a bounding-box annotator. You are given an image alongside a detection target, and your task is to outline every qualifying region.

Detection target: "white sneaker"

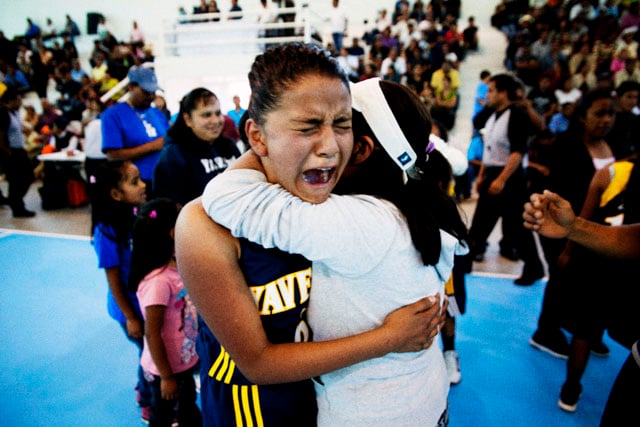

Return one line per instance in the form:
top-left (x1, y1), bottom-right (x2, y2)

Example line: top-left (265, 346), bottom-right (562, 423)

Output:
top-left (444, 350), bottom-right (461, 385)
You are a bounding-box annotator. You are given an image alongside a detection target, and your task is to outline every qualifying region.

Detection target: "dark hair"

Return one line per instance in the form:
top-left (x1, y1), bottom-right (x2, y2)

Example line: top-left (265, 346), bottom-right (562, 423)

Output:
top-left (339, 80), bottom-right (468, 266)
top-left (167, 87), bottom-right (218, 140)
top-left (490, 73), bottom-right (520, 101)
top-left (237, 110), bottom-right (250, 151)
top-left (615, 80), bottom-right (640, 96)
top-left (166, 86), bottom-right (239, 157)
top-left (57, 62), bottom-right (70, 75)
top-left (128, 198), bottom-right (181, 292)
top-left (431, 118), bottom-right (449, 142)
top-left (568, 88), bottom-right (615, 134)
top-left (247, 42), bottom-right (348, 126)
top-left (421, 149), bottom-right (453, 192)
top-left (91, 160), bottom-right (137, 243)
top-left (480, 70), bottom-right (490, 80)
top-left (53, 115), bottom-right (69, 131)
top-left (0, 86), bottom-right (19, 104)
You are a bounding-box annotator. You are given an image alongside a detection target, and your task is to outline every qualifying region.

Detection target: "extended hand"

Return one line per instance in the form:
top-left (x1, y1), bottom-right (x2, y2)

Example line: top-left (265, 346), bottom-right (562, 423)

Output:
top-left (523, 191), bottom-right (573, 239)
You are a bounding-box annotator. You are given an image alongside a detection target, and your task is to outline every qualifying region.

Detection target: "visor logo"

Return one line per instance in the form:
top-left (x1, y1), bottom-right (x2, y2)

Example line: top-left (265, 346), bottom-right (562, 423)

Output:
top-left (398, 152), bottom-right (413, 166)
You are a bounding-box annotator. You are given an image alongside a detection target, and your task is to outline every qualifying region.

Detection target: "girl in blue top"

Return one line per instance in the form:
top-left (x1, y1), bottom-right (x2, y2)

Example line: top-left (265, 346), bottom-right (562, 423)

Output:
top-left (91, 160), bottom-right (151, 422)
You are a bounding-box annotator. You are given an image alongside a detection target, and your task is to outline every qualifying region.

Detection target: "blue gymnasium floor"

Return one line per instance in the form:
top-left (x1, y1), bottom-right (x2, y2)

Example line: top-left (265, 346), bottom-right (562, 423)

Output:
top-left (1, 230), bottom-right (628, 427)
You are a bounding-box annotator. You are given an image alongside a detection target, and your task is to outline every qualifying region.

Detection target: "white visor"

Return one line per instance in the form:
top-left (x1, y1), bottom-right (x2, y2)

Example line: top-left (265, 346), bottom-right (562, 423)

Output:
top-left (350, 78), bottom-right (417, 171)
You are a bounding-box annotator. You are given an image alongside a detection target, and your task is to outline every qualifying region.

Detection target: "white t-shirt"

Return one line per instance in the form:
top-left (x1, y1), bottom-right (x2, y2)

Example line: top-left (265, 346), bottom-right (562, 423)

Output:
top-left (327, 4), bottom-right (347, 33)
top-left (83, 118), bottom-right (107, 159)
top-left (203, 169), bottom-right (468, 427)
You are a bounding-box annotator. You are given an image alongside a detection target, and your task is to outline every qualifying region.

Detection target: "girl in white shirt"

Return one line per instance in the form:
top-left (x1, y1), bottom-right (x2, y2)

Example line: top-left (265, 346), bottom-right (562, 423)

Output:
top-left (203, 78), bottom-right (468, 426)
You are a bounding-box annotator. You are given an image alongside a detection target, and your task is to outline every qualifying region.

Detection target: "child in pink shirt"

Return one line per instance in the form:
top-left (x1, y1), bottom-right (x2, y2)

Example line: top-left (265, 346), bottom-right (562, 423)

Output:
top-left (130, 198), bottom-right (201, 426)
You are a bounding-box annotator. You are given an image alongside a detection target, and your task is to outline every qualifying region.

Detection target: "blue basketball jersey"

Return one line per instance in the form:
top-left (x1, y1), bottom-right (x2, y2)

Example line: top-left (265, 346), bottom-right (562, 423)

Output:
top-left (198, 238), bottom-right (317, 427)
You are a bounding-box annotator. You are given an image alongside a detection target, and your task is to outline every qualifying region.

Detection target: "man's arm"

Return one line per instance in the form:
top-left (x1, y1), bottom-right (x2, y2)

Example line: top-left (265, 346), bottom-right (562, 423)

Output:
top-left (101, 106), bottom-right (165, 161)
top-left (489, 151), bottom-right (523, 195)
top-left (105, 136), bottom-right (164, 161)
top-left (516, 97), bottom-right (546, 132)
top-left (524, 190), bottom-right (640, 259)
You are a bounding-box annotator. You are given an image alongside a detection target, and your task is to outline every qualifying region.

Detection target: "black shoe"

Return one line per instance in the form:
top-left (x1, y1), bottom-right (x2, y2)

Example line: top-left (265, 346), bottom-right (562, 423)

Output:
top-left (591, 341), bottom-right (610, 357)
top-left (514, 269), bottom-right (544, 286)
top-left (530, 329), bottom-right (569, 359)
top-left (499, 247), bottom-right (519, 261)
top-left (558, 381), bottom-right (582, 413)
top-left (13, 209), bottom-right (36, 218)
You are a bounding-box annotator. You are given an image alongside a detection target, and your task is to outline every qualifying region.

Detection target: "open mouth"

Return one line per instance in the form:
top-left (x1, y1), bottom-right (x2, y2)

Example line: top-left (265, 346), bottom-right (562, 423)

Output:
top-left (302, 167), bottom-right (335, 185)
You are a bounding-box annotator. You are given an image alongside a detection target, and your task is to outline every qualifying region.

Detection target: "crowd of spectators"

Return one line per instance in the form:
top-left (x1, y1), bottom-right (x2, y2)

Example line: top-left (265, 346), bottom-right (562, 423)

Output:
top-left (0, 13), bottom-right (155, 170)
top-left (492, 0), bottom-right (640, 136)
top-left (0, 0), bottom-right (478, 177)
top-left (330, 0), bottom-right (474, 133)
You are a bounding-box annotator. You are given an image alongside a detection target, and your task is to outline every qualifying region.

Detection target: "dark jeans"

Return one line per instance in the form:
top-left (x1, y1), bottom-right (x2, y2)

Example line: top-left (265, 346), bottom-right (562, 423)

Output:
top-left (0, 148), bottom-right (34, 213)
top-left (468, 167), bottom-right (543, 272)
top-left (332, 32), bottom-right (344, 51)
top-left (534, 236), bottom-right (568, 334)
top-left (148, 368), bottom-right (202, 427)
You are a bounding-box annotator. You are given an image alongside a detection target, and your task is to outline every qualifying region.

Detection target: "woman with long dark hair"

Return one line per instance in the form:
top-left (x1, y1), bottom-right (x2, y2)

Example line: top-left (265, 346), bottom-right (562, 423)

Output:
top-left (153, 87), bottom-right (240, 206)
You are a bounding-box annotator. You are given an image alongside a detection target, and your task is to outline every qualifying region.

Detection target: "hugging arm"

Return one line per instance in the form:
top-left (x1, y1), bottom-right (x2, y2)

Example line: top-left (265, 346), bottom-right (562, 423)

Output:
top-left (202, 153), bottom-right (397, 274)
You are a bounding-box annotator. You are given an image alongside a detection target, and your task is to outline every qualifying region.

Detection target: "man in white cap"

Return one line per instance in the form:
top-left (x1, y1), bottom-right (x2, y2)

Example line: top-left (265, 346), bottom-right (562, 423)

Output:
top-left (101, 66), bottom-right (169, 193)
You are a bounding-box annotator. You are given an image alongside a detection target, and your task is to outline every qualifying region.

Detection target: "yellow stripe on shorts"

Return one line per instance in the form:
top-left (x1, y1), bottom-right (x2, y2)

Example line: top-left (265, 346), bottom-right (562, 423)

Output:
top-left (232, 384), bottom-right (264, 427)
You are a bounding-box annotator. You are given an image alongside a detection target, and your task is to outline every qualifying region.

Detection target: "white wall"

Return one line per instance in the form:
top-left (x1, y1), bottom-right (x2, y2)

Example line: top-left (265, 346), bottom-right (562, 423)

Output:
top-left (0, 0), bottom-right (395, 41)
top-left (1, 1), bottom-right (403, 113)
top-left (3, 1), bottom-right (490, 117)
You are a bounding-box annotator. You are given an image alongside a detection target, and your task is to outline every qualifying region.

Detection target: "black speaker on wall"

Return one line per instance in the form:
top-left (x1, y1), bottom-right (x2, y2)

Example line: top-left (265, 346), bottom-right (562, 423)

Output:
top-left (86, 12), bottom-right (103, 35)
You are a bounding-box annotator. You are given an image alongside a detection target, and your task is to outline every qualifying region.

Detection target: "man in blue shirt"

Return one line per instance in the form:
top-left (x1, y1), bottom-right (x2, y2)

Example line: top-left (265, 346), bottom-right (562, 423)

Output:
top-left (226, 95), bottom-right (246, 129)
top-left (101, 66), bottom-right (169, 195)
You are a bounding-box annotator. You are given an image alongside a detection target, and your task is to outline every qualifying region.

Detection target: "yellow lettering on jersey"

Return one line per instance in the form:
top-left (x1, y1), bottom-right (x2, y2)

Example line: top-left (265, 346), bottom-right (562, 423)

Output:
top-left (251, 286), bottom-right (265, 306)
top-left (294, 269), bottom-right (312, 303)
top-left (250, 267), bottom-right (312, 315)
top-left (261, 282), bottom-right (285, 314)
